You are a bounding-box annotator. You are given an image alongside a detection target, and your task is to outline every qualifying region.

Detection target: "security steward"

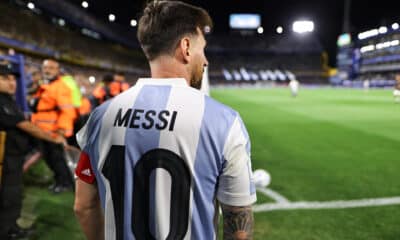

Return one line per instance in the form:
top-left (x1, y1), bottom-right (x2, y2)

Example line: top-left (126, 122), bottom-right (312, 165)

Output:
top-left (0, 62), bottom-right (65, 239)
top-left (113, 72), bottom-right (130, 91)
top-left (77, 95), bottom-right (91, 126)
top-left (90, 73), bottom-right (129, 108)
top-left (30, 59), bottom-right (78, 193)
top-left (90, 74), bottom-right (114, 108)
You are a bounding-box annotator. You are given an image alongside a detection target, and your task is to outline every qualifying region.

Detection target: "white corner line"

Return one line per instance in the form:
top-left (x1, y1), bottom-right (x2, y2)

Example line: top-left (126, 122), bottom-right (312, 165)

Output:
top-left (253, 196), bottom-right (400, 212)
top-left (257, 187), bottom-right (290, 203)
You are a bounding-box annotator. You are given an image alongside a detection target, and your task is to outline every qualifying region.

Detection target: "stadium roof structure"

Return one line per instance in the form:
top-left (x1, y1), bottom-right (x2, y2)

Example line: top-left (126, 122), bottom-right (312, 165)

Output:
top-left (59, 0), bottom-right (399, 65)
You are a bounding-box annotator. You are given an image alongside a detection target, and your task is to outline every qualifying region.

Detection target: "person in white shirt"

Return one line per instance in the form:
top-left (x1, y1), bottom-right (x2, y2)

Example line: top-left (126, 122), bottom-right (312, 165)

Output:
top-left (363, 79), bottom-right (370, 92)
top-left (73, 1), bottom-right (256, 240)
top-left (394, 75), bottom-right (400, 103)
top-left (289, 78), bottom-right (300, 97)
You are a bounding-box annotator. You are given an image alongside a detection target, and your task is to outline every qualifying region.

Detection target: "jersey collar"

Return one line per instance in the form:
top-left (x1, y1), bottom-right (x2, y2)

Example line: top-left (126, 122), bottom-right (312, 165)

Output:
top-left (136, 78), bottom-right (188, 87)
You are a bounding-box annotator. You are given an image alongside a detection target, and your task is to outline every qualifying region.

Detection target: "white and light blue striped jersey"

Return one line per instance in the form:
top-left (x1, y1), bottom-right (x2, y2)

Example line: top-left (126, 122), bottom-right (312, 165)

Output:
top-left (76, 78), bottom-right (256, 240)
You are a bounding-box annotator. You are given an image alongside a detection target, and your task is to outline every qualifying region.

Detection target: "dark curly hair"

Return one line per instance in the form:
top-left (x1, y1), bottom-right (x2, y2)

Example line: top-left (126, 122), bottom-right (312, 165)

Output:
top-left (137, 0), bottom-right (213, 61)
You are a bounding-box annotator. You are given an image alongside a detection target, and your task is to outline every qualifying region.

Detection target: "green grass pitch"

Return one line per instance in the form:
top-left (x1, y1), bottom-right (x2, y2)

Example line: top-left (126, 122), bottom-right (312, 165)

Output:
top-left (22, 87), bottom-right (400, 239)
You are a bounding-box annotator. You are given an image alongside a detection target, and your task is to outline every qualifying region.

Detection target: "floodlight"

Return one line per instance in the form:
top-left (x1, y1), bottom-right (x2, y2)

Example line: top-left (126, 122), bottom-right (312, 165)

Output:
top-left (27, 2), bottom-right (35, 10)
top-left (109, 14), bottom-right (116, 22)
top-left (378, 26), bottom-right (387, 34)
top-left (292, 20), bottom-right (314, 34)
top-left (357, 29), bottom-right (378, 40)
top-left (82, 1), bottom-right (89, 8)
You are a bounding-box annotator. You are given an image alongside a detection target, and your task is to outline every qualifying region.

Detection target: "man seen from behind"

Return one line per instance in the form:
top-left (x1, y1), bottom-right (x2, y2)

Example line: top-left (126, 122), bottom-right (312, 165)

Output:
top-left (74, 1), bottom-right (256, 239)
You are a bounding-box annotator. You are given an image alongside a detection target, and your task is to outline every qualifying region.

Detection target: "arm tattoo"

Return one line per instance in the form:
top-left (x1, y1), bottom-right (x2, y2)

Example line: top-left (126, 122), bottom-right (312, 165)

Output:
top-left (221, 204), bottom-right (254, 240)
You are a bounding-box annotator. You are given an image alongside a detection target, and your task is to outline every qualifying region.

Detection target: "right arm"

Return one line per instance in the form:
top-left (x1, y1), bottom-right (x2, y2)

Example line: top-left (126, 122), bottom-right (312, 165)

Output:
top-left (218, 114), bottom-right (257, 239)
top-left (16, 120), bottom-right (66, 145)
top-left (221, 204), bottom-right (254, 240)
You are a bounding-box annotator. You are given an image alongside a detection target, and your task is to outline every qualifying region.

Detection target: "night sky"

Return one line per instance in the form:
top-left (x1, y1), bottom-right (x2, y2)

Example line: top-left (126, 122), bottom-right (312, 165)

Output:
top-left (67, 0), bottom-right (399, 66)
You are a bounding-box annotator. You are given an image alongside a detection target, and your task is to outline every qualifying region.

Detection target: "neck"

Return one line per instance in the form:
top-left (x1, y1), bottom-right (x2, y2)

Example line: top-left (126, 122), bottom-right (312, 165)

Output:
top-left (149, 56), bottom-right (190, 84)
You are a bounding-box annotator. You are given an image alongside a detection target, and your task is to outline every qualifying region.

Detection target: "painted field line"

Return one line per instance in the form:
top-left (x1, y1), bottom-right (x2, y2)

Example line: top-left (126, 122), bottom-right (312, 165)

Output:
top-left (257, 187), bottom-right (290, 203)
top-left (253, 196), bottom-right (400, 212)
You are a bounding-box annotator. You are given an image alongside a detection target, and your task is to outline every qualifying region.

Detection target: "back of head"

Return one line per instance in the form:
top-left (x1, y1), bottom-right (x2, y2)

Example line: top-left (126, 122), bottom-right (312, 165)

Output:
top-left (0, 62), bottom-right (18, 95)
top-left (137, 0), bottom-right (213, 61)
top-left (114, 72), bottom-right (126, 82)
top-left (103, 74), bottom-right (114, 84)
top-left (0, 62), bottom-right (19, 77)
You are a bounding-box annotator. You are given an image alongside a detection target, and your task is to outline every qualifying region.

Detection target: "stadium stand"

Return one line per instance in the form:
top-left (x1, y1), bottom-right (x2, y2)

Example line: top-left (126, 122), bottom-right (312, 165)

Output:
top-left (206, 33), bottom-right (326, 85)
top-left (34, 0), bottom-right (140, 49)
top-left (1, 0), bottom-right (328, 89)
top-left (0, 0), bottom-right (149, 78)
top-left (336, 25), bottom-right (400, 87)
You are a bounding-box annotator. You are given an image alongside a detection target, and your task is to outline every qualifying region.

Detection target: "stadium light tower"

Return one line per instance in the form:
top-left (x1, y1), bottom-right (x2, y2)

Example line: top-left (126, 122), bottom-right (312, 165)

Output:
top-left (82, 1), bottom-right (89, 9)
top-left (109, 14), bottom-right (116, 22)
top-left (292, 20), bottom-right (314, 34)
top-left (342, 0), bottom-right (351, 33)
top-left (276, 26), bottom-right (283, 34)
top-left (27, 2), bottom-right (35, 10)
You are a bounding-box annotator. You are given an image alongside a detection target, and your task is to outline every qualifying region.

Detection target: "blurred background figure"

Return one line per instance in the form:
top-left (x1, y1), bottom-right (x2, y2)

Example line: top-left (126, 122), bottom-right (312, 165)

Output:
top-left (24, 69), bottom-right (44, 174)
top-left (78, 92), bottom-right (91, 122)
top-left (90, 73), bottom-right (129, 108)
top-left (30, 59), bottom-right (80, 193)
top-left (113, 72), bottom-right (128, 84)
top-left (26, 70), bottom-right (42, 98)
top-left (289, 78), bottom-right (300, 97)
top-left (394, 74), bottom-right (400, 103)
top-left (363, 79), bottom-right (370, 92)
top-left (0, 62), bottom-right (65, 239)
top-left (90, 74), bottom-right (114, 108)
top-left (112, 71), bottom-right (130, 93)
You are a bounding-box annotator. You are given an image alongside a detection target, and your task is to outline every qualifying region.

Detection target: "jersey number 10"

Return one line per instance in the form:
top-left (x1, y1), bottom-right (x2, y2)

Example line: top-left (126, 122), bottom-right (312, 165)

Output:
top-left (102, 146), bottom-right (192, 240)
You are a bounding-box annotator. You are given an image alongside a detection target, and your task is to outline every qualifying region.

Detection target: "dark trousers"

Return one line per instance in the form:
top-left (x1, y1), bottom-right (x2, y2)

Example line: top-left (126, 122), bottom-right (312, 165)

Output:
top-left (41, 141), bottom-right (73, 187)
top-left (0, 155), bottom-right (24, 238)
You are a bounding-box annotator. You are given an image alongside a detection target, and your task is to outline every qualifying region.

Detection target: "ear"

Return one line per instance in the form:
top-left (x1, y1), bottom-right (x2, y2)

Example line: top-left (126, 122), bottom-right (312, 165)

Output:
top-left (178, 37), bottom-right (191, 63)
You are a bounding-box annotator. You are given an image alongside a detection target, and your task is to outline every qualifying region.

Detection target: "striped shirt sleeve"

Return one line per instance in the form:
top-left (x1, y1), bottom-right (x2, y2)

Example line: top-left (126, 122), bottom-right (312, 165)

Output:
top-left (217, 115), bottom-right (257, 206)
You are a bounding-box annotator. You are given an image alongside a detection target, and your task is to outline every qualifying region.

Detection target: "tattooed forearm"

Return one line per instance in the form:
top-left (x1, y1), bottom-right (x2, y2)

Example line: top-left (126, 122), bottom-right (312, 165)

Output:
top-left (221, 204), bottom-right (254, 240)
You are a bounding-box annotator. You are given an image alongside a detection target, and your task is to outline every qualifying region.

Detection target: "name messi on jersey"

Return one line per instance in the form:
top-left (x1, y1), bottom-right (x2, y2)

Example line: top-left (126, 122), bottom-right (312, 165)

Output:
top-left (113, 108), bottom-right (177, 131)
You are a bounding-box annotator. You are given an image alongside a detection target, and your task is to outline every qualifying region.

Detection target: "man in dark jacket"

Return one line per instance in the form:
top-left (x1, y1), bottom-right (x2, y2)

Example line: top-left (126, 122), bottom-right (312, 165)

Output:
top-left (0, 62), bottom-right (65, 239)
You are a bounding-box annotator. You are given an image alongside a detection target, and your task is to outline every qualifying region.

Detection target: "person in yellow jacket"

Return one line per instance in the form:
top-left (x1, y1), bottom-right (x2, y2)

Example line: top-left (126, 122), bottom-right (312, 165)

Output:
top-left (31, 59), bottom-right (80, 193)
